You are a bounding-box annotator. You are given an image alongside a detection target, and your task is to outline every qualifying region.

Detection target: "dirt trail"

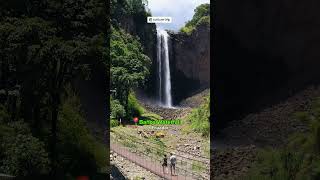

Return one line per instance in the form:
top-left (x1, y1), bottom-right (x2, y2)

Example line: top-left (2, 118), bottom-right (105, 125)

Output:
top-left (212, 85), bottom-right (320, 179)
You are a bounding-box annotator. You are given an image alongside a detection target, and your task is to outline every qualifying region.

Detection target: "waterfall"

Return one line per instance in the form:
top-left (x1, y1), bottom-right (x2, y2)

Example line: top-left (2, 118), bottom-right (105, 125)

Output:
top-left (157, 29), bottom-right (173, 107)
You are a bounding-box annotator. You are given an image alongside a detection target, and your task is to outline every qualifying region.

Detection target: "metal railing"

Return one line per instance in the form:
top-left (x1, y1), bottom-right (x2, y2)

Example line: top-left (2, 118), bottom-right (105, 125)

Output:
top-left (110, 132), bottom-right (210, 180)
top-left (112, 130), bottom-right (210, 163)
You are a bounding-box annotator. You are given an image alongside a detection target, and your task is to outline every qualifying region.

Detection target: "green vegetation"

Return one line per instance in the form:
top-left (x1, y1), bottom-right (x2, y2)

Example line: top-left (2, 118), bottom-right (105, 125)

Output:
top-left (110, 25), bottom-right (151, 121)
top-left (123, 140), bottom-right (137, 149)
top-left (110, 0), bottom-right (156, 60)
top-left (187, 94), bottom-right (210, 137)
top-left (152, 138), bottom-right (166, 157)
top-left (0, 121), bottom-right (50, 176)
top-left (127, 91), bottom-right (145, 118)
top-left (243, 97), bottom-right (320, 180)
top-left (133, 176), bottom-right (144, 180)
top-left (110, 0), bottom-right (157, 101)
top-left (141, 112), bottom-right (162, 120)
top-left (192, 161), bottom-right (206, 173)
top-left (57, 93), bottom-right (107, 175)
top-left (202, 140), bottom-right (210, 158)
top-left (0, 0), bottom-right (107, 177)
top-left (111, 0), bottom-right (150, 26)
top-left (110, 98), bottom-right (126, 120)
top-left (112, 128), bottom-right (166, 159)
top-left (110, 119), bottom-right (120, 128)
top-left (180, 3), bottom-right (210, 35)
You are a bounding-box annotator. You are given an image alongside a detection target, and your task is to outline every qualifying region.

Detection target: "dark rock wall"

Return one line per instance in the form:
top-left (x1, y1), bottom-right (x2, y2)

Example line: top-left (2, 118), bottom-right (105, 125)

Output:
top-left (213, 0), bottom-right (320, 130)
top-left (169, 24), bottom-right (210, 104)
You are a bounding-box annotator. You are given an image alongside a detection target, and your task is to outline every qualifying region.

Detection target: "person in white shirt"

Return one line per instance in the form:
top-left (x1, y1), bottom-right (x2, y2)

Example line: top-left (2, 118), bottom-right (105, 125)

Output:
top-left (169, 153), bottom-right (177, 176)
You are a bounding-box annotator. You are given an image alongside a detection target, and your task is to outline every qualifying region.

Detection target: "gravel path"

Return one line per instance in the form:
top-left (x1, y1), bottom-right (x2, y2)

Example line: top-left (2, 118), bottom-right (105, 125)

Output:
top-left (110, 150), bottom-right (161, 180)
top-left (111, 144), bottom-right (199, 180)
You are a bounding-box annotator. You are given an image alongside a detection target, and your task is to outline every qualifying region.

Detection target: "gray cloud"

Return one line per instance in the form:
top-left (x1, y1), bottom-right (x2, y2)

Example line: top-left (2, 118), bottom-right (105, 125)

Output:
top-left (147, 0), bottom-right (210, 31)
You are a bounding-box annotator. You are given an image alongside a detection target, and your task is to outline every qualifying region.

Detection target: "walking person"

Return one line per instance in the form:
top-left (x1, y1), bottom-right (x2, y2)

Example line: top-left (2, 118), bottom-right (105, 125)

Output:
top-left (169, 153), bottom-right (177, 176)
top-left (162, 154), bottom-right (168, 174)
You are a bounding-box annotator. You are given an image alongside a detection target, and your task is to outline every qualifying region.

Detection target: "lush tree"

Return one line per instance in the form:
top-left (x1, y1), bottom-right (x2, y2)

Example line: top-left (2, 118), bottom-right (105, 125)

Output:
top-left (110, 27), bottom-right (151, 111)
top-left (0, 0), bottom-right (108, 177)
top-left (0, 121), bottom-right (50, 176)
top-left (180, 3), bottom-right (210, 35)
top-left (110, 0), bottom-right (156, 66)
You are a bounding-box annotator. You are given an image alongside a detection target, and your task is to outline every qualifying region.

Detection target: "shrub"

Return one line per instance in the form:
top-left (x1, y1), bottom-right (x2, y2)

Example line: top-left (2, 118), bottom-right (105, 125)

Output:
top-left (57, 93), bottom-right (107, 176)
top-left (187, 95), bottom-right (210, 137)
top-left (141, 112), bottom-right (162, 120)
top-left (110, 119), bottom-right (119, 127)
top-left (110, 98), bottom-right (126, 120)
top-left (127, 91), bottom-right (144, 118)
top-left (196, 16), bottom-right (210, 26)
top-left (0, 121), bottom-right (50, 176)
top-left (180, 26), bottom-right (195, 35)
top-left (243, 97), bottom-right (320, 179)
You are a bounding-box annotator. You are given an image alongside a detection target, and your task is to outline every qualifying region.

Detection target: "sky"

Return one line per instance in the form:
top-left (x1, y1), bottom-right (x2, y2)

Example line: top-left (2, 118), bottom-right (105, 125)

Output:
top-left (147, 0), bottom-right (210, 31)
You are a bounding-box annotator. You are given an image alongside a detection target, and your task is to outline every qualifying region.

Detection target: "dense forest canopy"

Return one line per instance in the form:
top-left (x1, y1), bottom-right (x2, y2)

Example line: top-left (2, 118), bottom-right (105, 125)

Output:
top-left (110, 27), bottom-right (151, 110)
top-left (0, 0), bottom-right (107, 178)
top-left (110, 0), bottom-right (154, 122)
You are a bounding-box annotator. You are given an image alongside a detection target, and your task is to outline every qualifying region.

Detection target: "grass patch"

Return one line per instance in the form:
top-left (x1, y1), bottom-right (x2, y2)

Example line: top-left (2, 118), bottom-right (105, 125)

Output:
top-left (186, 94), bottom-right (210, 137)
top-left (122, 140), bottom-right (137, 149)
top-left (192, 161), bottom-right (206, 172)
top-left (141, 112), bottom-right (162, 120)
top-left (243, 97), bottom-right (320, 180)
top-left (202, 140), bottom-right (210, 158)
top-left (110, 118), bottom-right (119, 127)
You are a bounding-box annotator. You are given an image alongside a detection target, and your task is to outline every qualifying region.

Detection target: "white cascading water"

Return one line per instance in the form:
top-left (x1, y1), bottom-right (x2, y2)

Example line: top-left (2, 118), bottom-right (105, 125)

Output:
top-left (157, 29), bottom-right (172, 107)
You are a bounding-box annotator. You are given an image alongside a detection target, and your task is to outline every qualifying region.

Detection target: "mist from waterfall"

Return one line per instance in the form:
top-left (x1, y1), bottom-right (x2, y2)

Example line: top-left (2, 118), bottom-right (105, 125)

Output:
top-left (157, 28), bottom-right (172, 107)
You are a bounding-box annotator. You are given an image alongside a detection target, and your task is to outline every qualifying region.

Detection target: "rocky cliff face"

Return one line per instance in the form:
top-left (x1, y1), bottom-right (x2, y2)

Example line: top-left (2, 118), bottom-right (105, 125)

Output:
top-left (214, 0), bottom-right (320, 130)
top-left (169, 24), bottom-right (210, 104)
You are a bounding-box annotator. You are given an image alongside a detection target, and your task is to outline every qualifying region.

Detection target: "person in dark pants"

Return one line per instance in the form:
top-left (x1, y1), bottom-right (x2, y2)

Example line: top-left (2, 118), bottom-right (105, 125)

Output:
top-left (169, 153), bottom-right (177, 176)
top-left (162, 154), bottom-right (168, 174)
